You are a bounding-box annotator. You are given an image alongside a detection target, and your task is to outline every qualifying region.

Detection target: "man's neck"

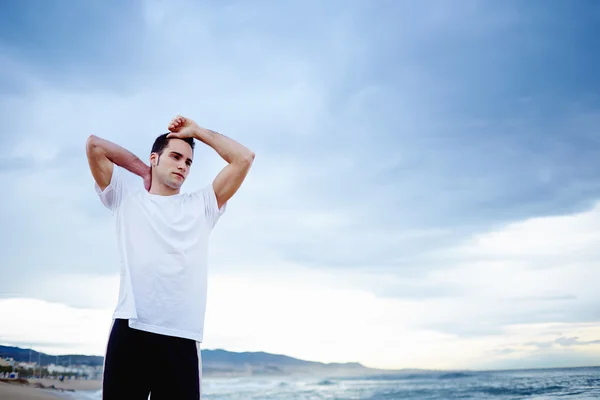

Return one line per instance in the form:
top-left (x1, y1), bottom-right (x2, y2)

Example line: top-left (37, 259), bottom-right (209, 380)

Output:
top-left (149, 180), bottom-right (180, 196)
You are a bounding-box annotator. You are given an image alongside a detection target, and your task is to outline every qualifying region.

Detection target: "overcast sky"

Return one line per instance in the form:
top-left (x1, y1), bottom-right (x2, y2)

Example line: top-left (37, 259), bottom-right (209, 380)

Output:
top-left (1, 0), bottom-right (600, 371)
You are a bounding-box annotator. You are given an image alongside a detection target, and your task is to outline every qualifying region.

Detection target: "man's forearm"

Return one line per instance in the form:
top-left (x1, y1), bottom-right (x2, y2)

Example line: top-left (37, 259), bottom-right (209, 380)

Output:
top-left (88, 135), bottom-right (149, 178)
top-left (192, 129), bottom-right (254, 164)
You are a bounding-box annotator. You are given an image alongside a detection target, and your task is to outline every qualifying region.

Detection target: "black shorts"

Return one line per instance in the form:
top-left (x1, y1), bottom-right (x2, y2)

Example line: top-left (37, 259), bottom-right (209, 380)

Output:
top-left (102, 319), bottom-right (202, 400)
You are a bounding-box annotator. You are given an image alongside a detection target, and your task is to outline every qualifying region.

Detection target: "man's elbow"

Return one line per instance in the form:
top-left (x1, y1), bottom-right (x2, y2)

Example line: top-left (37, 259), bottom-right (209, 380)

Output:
top-left (244, 150), bottom-right (255, 164)
top-left (86, 135), bottom-right (105, 158)
top-left (237, 151), bottom-right (255, 167)
top-left (86, 134), bottom-right (99, 150)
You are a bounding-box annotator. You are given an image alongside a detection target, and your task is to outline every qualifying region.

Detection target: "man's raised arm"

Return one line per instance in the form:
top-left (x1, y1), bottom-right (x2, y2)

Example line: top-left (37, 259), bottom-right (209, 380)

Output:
top-left (86, 135), bottom-right (152, 191)
top-left (167, 116), bottom-right (254, 209)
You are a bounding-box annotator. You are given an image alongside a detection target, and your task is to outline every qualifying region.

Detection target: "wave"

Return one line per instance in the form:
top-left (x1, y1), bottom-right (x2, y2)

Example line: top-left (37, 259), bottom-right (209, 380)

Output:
top-left (316, 379), bottom-right (336, 386)
top-left (61, 389), bottom-right (102, 400)
top-left (339, 372), bottom-right (477, 381)
top-left (438, 372), bottom-right (473, 379)
top-left (480, 385), bottom-right (566, 397)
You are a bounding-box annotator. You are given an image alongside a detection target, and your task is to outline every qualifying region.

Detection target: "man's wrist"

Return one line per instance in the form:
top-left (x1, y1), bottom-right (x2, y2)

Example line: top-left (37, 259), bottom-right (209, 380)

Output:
top-left (192, 127), bottom-right (212, 143)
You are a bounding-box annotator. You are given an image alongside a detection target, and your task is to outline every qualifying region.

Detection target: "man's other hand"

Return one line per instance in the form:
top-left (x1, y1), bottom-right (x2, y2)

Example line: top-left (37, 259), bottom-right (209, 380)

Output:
top-left (167, 115), bottom-right (200, 139)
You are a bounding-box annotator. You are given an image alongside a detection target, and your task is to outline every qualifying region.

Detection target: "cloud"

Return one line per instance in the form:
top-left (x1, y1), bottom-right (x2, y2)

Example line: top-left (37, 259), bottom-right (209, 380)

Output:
top-left (2, 273), bottom-right (599, 370)
top-left (0, 298), bottom-right (112, 356)
top-left (2, 198), bottom-right (600, 369)
top-left (409, 202), bottom-right (600, 339)
top-left (1, 0), bottom-right (600, 370)
top-left (523, 336), bottom-right (600, 350)
top-left (555, 337), bottom-right (600, 347)
top-left (486, 322), bottom-right (600, 370)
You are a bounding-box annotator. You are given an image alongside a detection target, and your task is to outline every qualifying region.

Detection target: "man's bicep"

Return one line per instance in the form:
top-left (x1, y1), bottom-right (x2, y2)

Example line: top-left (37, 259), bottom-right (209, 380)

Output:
top-left (86, 135), bottom-right (114, 191)
top-left (196, 183), bottom-right (226, 230)
top-left (212, 162), bottom-right (251, 209)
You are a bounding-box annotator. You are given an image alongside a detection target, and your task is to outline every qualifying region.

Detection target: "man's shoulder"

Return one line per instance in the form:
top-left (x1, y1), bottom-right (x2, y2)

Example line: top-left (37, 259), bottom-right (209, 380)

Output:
top-left (112, 166), bottom-right (147, 194)
top-left (180, 185), bottom-right (213, 200)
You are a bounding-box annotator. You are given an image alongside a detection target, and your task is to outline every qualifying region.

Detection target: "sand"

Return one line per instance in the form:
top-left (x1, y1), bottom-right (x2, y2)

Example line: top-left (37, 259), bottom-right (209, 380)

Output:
top-left (0, 379), bottom-right (102, 399)
top-left (29, 378), bottom-right (102, 391)
top-left (0, 381), bottom-right (64, 399)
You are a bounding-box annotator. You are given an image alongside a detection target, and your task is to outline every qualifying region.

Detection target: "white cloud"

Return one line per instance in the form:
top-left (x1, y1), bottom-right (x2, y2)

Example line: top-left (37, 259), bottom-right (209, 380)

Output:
top-left (2, 1), bottom-right (600, 372)
top-left (0, 298), bottom-right (113, 355)
top-left (21, 274), bottom-right (121, 310)
top-left (4, 195), bottom-right (600, 371)
top-left (405, 202), bottom-right (600, 330)
top-left (3, 111), bottom-right (600, 368)
top-left (439, 202), bottom-right (600, 304)
top-left (458, 202), bottom-right (600, 259)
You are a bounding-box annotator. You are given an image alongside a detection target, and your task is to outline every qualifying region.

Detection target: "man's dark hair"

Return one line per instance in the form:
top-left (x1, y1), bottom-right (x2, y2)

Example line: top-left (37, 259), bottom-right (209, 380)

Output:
top-left (151, 133), bottom-right (195, 156)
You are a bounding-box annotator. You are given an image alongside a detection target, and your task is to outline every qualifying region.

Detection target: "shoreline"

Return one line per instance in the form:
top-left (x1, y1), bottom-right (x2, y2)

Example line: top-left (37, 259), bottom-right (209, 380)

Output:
top-left (0, 379), bottom-right (101, 399)
top-left (0, 381), bottom-right (69, 400)
top-left (29, 378), bottom-right (102, 391)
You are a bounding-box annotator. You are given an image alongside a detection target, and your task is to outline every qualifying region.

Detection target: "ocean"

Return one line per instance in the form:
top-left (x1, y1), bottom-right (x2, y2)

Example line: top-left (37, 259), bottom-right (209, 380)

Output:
top-left (68, 366), bottom-right (600, 399)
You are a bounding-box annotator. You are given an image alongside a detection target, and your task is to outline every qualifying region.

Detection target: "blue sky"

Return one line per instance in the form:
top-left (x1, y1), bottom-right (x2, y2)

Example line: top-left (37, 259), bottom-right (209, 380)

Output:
top-left (1, 0), bottom-right (600, 370)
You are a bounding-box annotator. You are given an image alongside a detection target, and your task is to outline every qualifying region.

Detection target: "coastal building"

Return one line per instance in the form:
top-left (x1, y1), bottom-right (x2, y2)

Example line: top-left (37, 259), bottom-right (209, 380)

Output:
top-left (0, 357), bottom-right (14, 367)
top-left (16, 361), bottom-right (36, 370)
top-left (46, 363), bottom-right (71, 374)
top-left (43, 363), bottom-right (104, 380)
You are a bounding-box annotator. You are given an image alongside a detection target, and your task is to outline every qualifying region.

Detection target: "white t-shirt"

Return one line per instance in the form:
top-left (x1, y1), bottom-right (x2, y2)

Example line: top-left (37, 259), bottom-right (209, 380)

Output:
top-left (95, 165), bottom-right (226, 342)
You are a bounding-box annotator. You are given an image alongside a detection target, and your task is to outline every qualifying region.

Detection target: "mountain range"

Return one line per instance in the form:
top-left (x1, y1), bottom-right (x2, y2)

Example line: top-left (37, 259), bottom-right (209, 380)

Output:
top-left (0, 345), bottom-right (402, 377)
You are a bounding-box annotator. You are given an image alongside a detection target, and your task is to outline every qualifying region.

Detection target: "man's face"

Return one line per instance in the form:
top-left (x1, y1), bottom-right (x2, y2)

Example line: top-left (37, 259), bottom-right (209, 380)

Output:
top-left (151, 139), bottom-right (193, 189)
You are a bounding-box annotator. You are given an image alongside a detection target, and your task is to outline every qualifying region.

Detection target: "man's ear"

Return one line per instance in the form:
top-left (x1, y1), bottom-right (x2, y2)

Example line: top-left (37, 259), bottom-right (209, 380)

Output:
top-left (150, 152), bottom-right (158, 167)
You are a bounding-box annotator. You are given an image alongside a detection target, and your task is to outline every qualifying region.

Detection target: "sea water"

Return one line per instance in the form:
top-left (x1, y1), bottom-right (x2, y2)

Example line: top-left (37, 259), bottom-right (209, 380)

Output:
top-left (68, 366), bottom-right (600, 399)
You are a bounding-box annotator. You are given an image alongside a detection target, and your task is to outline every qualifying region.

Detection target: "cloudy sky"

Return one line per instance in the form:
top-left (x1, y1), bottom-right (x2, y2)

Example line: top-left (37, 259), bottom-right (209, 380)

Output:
top-left (1, 0), bottom-right (600, 371)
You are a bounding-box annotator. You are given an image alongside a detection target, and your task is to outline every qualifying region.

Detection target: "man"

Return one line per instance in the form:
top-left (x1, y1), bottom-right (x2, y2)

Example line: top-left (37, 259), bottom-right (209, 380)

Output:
top-left (86, 115), bottom-right (254, 399)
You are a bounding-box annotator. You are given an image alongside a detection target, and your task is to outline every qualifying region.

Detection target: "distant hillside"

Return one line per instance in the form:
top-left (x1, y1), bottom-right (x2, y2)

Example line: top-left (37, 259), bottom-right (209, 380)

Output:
top-left (0, 345), bottom-right (381, 377)
top-left (200, 349), bottom-right (371, 376)
top-left (0, 345), bottom-right (103, 367)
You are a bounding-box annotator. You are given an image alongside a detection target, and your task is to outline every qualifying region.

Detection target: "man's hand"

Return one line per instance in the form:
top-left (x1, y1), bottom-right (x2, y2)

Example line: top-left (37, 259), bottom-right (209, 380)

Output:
top-left (86, 134), bottom-right (152, 192)
top-left (167, 115), bottom-right (200, 139)
top-left (166, 114), bottom-right (255, 209)
top-left (143, 166), bottom-right (152, 192)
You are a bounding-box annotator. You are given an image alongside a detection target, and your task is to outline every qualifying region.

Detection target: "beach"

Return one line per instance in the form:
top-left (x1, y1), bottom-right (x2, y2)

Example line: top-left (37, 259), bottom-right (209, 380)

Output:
top-left (29, 378), bottom-right (102, 391)
top-left (0, 381), bottom-right (62, 400)
top-left (0, 379), bottom-right (101, 399)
